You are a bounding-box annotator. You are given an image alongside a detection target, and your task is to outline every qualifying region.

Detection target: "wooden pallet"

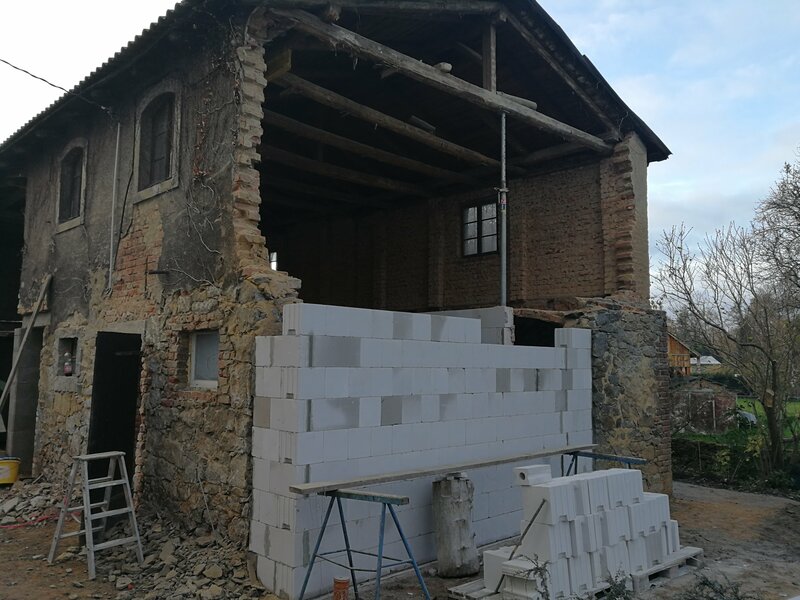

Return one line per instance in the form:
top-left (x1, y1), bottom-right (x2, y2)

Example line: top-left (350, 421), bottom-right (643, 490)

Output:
top-left (631, 546), bottom-right (704, 592)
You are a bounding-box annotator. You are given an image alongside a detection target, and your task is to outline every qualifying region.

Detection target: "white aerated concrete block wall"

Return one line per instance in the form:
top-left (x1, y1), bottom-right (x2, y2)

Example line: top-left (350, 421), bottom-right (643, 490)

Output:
top-left (251, 304), bottom-right (593, 599)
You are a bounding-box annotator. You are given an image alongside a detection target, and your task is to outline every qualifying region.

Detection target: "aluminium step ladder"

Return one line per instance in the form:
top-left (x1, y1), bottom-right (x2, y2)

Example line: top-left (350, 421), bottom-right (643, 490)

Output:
top-left (48, 451), bottom-right (144, 579)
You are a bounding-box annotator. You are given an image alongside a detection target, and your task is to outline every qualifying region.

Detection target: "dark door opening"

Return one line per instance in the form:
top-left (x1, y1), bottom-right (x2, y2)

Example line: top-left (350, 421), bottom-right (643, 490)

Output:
top-left (88, 333), bottom-right (142, 488)
top-left (5, 327), bottom-right (43, 475)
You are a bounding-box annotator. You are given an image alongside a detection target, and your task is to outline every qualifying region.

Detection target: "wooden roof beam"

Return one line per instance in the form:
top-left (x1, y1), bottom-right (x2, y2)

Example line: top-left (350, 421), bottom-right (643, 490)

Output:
top-left (266, 175), bottom-right (388, 207)
top-left (263, 110), bottom-right (474, 184)
top-left (502, 10), bottom-right (620, 138)
top-left (275, 73), bottom-right (499, 167)
top-left (270, 8), bottom-right (612, 153)
top-left (249, 1), bottom-right (504, 16)
top-left (262, 145), bottom-right (429, 196)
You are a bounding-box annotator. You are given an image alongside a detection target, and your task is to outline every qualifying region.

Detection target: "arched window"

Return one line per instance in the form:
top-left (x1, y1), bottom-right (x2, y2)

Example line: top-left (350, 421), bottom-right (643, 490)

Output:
top-left (59, 147), bottom-right (84, 223)
top-left (138, 92), bottom-right (175, 190)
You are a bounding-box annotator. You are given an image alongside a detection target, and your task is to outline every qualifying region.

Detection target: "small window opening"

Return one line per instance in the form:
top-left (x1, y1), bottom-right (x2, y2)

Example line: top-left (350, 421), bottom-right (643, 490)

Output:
top-left (58, 337), bottom-right (79, 376)
top-left (139, 93), bottom-right (175, 190)
top-left (190, 330), bottom-right (219, 388)
top-left (463, 201), bottom-right (498, 256)
top-left (269, 251), bottom-right (279, 271)
top-left (59, 148), bottom-right (83, 223)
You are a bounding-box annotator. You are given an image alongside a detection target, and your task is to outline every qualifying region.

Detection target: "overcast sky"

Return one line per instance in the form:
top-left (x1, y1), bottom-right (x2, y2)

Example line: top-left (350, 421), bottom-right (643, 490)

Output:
top-left (1, 1), bottom-right (798, 260)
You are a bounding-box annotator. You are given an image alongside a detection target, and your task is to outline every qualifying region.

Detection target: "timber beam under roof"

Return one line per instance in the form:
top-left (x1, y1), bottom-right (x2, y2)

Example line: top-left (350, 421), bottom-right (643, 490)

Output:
top-left (246, 1), bottom-right (505, 15)
top-left (267, 8), bottom-right (613, 154)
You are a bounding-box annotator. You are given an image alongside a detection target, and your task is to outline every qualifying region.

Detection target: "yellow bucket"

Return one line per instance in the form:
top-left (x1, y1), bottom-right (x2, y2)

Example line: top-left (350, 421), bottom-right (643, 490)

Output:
top-left (0, 457), bottom-right (21, 484)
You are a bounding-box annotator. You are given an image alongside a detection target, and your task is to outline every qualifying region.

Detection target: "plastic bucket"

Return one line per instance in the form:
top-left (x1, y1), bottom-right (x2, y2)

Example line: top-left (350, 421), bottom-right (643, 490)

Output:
top-left (0, 457), bottom-right (21, 484)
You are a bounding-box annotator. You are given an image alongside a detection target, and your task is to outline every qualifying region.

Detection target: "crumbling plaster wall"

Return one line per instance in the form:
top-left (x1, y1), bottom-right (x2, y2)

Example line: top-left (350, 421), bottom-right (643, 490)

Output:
top-left (17, 10), bottom-right (300, 540)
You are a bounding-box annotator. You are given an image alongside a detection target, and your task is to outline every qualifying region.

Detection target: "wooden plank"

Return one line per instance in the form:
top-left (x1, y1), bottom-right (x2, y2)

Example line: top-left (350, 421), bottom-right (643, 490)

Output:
top-left (502, 11), bottom-right (619, 137)
top-left (289, 443), bottom-right (596, 495)
top-left (262, 145), bottom-right (428, 195)
top-left (512, 142), bottom-right (594, 166)
top-left (276, 73), bottom-right (500, 167)
top-left (271, 9), bottom-right (611, 153)
top-left (266, 48), bottom-right (292, 80)
top-left (263, 110), bottom-right (472, 183)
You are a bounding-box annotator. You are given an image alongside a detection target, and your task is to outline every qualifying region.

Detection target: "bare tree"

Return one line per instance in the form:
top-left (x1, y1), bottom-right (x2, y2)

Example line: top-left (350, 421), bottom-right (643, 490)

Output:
top-left (655, 223), bottom-right (800, 470)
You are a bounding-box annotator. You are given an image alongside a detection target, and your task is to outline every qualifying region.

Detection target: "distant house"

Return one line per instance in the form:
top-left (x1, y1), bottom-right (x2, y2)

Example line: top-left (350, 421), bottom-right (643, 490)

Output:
top-left (691, 355), bottom-right (723, 375)
top-left (667, 333), bottom-right (697, 377)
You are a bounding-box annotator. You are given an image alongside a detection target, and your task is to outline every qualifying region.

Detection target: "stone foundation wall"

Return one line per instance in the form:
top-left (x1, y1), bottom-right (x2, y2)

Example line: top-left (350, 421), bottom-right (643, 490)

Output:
top-left (568, 299), bottom-right (671, 493)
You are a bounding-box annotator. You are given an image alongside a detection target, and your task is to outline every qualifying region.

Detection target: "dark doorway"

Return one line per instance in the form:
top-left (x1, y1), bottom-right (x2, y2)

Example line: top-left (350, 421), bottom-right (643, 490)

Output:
top-left (5, 327), bottom-right (43, 475)
top-left (514, 316), bottom-right (558, 348)
top-left (88, 333), bottom-right (142, 485)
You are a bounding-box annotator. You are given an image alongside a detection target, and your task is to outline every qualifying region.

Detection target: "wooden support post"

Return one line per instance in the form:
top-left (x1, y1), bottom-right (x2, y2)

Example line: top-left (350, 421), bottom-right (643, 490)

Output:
top-left (270, 9), bottom-right (612, 153)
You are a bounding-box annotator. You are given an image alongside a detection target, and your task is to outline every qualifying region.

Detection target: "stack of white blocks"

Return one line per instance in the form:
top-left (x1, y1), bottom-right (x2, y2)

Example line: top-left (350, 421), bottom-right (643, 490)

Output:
top-left (484, 467), bottom-right (681, 599)
top-left (251, 303), bottom-right (595, 599)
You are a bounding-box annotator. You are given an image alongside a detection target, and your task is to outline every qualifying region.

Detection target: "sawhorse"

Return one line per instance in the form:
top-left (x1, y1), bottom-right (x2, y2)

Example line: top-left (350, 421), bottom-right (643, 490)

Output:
top-left (298, 488), bottom-right (431, 600)
top-left (563, 450), bottom-right (647, 476)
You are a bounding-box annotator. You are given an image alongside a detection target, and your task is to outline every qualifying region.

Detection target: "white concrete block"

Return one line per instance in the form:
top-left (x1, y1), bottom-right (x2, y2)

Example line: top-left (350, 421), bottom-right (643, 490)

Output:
top-left (393, 312), bottom-right (431, 341)
top-left (599, 507), bottom-right (631, 545)
top-left (440, 394), bottom-right (472, 421)
top-left (502, 557), bottom-right (569, 599)
top-left (255, 367), bottom-right (282, 398)
top-left (644, 527), bottom-right (669, 567)
top-left (565, 348), bottom-right (591, 370)
top-left (514, 465), bottom-right (552, 486)
top-left (371, 427), bottom-right (393, 456)
top-left (295, 431), bottom-right (325, 465)
top-left (270, 399), bottom-right (309, 433)
top-left (253, 457), bottom-right (270, 491)
top-left (400, 395), bottom-right (421, 423)
top-left (268, 461), bottom-right (303, 495)
top-left (283, 303), bottom-right (327, 336)
top-left (628, 500), bottom-right (658, 537)
top-left (668, 519), bottom-right (681, 554)
top-left (642, 492), bottom-right (670, 527)
top-left (570, 514), bottom-right (599, 555)
top-left (371, 309), bottom-right (395, 339)
top-left (567, 429), bottom-right (593, 447)
top-left (359, 397), bottom-right (382, 427)
top-left (572, 471), bottom-right (610, 513)
top-left (323, 429), bottom-right (350, 462)
top-left (255, 337), bottom-right (272, 367)
top-left (521, 478), bottom-right (577, 524)
top-left (626, 536), bottom-right (647, 573)
top-left (324, 368), bottom-right (350, 398)
top-left (566, 389), bottom-right (592, 411)
top-left (350, 367), bottom-right (393, 397)
top-left (568, 552), bottom-right (594, 596)
top-left (421, 395), bottom-right (440, 422)
top-left (309, 397), bottom-right (360, 431)
top-left (347, 427), bottom-right (372, 459)
top-left (599, 543), bottom-right (630, 580)
top-left (538, 369), bottom-right (564, 391)
top-left (271, 336), bottom-right (310, 367)
top-left (311, 336), bottom-right (361, 367)
top-left (256, 555), bottom-right (276, 591)
top-left (564, 369), bottom-right (592, 391)
top-left (483, 546), bottom-right (513, 591)
top-left (555, 328), bottom-right (591, 349)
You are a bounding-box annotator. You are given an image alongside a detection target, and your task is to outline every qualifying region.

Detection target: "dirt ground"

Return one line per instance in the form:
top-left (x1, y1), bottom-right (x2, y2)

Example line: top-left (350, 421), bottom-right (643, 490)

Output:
top-left (1, 481), bottom-right (799, 599)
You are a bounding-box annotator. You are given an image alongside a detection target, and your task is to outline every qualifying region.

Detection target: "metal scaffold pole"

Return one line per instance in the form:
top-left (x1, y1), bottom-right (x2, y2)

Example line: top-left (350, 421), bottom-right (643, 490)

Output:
top-left (499, 111), bottom-right (508, 307)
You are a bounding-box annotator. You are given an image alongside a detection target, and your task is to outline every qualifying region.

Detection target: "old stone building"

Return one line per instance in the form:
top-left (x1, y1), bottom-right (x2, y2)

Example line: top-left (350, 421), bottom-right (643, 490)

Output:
top-left (0, 0), bottom-right (670, 594)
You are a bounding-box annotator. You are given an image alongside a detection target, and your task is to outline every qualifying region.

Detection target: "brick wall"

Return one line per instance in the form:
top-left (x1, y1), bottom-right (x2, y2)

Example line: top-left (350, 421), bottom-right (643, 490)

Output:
top-left (250, 303), bottom-right (594, 599)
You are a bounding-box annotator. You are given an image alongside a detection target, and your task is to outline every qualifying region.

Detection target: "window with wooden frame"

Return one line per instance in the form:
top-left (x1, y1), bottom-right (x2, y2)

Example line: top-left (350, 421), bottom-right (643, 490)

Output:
top-left (138, 92), bottom-right (175, 191)
top-left (462, 201), bottom-right (498, 256)
top-left (189, 330), bottom-right (219, 389)
top-left (58, 147), bottom-right (84, 224)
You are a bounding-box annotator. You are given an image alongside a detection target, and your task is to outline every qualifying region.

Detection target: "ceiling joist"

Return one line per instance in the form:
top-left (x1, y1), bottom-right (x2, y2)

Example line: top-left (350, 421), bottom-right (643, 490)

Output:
top-left (269, 8), bottom-right (612, 154)
top-left (275, 73), bottom-right (500, 167)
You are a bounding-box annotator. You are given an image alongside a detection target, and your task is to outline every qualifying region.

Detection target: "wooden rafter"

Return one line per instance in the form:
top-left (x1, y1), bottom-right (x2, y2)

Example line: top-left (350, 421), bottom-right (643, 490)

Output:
top-left (269, 9), bottom-right (612, 153)
top-left (275, 73), bottom-right (500, 167)
top-left (262, 145), bottom-right (428, 195)
top-left (263, 110), bottom-right (473, 183)
top-left (247, 1), bottom-right (504, 16)
top-left (502, 11), bottom-right (620, 138)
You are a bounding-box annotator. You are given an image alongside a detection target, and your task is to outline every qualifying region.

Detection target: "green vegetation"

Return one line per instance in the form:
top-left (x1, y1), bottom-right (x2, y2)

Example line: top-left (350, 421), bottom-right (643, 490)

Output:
top-left (678, 574), bottom-right (759, 600)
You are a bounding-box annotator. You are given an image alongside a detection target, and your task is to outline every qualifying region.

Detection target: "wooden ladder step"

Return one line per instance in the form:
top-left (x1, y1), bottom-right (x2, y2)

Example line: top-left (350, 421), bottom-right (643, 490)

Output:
top-left (93, 535), bottom-right (139, 552)
top-left (87, 478), bottom-right (127, 490)
top-left (89, 506), bottom-right (133, 521)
